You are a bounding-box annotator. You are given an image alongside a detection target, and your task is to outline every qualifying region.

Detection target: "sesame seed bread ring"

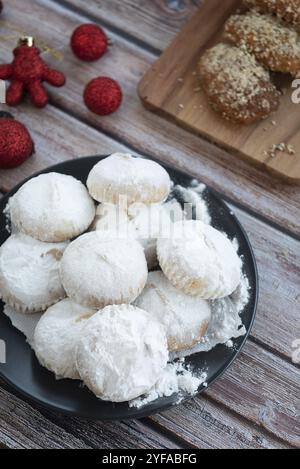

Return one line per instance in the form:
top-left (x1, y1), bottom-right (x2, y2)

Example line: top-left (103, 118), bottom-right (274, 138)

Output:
top-left (0, 234), bottom-right (67, 313)
top-left (8, 173), bottom-right (96, 243)
top-left (87, 153), bottom-right (171, 205)
top-left (75, 304), bottom-right (168, 402)
top-left (225, 11), bottom-right (300, 75)
top-left (198, 43), bottom-right (280, 124)
top-left (60, 231), bottom-right (148, 309)
top-left (243, 0), bottom-right (300, 28)
top-left (34, 299), bottom-right (96, 380)
top-left (135, 271), bottom-right (212, 352)
top-left (157, 220), bottom-right (242, 299)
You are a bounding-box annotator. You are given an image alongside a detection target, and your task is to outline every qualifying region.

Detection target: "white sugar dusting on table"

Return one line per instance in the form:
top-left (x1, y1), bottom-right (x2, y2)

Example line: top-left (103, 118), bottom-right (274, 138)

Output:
top-left (129, 359), bottom-right (207, 409)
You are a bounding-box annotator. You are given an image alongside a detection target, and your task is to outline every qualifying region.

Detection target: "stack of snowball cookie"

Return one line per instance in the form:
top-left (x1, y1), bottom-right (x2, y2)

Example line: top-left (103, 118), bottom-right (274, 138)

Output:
top-left (0, 153), bottom-right (242, 403)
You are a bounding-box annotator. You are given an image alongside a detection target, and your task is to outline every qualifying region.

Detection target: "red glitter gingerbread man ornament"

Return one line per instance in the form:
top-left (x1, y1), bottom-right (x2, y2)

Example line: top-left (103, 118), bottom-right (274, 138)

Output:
top-left (0, 37), bottom-right (66, 108)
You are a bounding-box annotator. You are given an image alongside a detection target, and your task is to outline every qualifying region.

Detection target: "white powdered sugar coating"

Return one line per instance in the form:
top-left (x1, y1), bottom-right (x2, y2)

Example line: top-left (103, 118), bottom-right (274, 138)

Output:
top-left (4, 304), bottom-right (42, 347)
top-left (157, 220), bottom-right (242, 299)
top-left (0, 234), bottom-right (67, 313)
top-left (172, 276), bottom-right (250, 359)
top-left (128, 202), bottom-right (184, 270)
top-left (130, 359), bottom-right (207, 409)
top-left (76, 305), bottom-right (168, 402)
top-left (8, 173), bottom-right (96, 242)
top-left (91, 203), bottom-right (132, 235)
top-left (34, 299), bottom-right (96, 380)
top-left (174, 184), bottom-right (211, 225)
top-left (87, 153), bottom-right (171, 205)
top-left (60, 231), bottom-right (148, 308)
top-left (92, 201), bottom-right (184, 270)
top-left (135, 271), bottom-right (211, 352)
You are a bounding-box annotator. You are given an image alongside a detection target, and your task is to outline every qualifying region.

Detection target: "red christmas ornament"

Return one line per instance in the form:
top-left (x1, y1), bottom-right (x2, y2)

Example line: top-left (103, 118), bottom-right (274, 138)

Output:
top-left (0, 37), bottom-right (66, 108)
top-left (0, 112), bottom-right (34, 169)
top-left (71, 24), bottom-right (108, 62)
top-left (84, 77), bottom-right (122, 115)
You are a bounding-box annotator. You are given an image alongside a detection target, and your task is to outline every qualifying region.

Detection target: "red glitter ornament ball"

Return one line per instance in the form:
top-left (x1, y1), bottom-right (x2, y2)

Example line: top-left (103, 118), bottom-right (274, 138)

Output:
top-left (71, 24), bottom-right (108, 62)
top-left (0, 113), bottom-right (34, 169)
top-left (84, 77), bottom-right (122, 115)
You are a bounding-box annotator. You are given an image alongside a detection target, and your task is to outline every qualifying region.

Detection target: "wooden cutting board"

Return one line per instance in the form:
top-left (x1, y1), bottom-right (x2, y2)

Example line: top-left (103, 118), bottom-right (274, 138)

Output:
top-left (138, 0), bottom-right (300, 183)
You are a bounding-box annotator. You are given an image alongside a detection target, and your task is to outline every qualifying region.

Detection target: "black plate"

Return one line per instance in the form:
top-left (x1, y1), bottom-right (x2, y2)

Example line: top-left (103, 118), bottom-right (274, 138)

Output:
top-left (0, 156), bottom-right (258, 420)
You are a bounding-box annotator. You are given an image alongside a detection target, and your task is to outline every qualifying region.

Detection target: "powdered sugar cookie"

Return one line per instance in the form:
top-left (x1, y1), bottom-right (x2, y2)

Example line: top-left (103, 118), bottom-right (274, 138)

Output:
top-left (60, 231), bottom-right (148, 308)
top-left (76, 304), bottom-right (168, 402)
top-left (157, 220), bottom-right (242, 299)
top-left (0, 234), bottom-right (67, 313)
top-left (34, 299), bottom-right (95, 379)
top-left (93, 201), bottom-right (183, 270)
top-left (135, 271), bottom-right (211, 352)
top-left (128, 203), bottom-right (183, 270)
top-left (87, 153), bottom-right (171, 205)
top-left (91, 203), bottom-right (131, 235)
top-left (8, 173), bottom-right (96, 243)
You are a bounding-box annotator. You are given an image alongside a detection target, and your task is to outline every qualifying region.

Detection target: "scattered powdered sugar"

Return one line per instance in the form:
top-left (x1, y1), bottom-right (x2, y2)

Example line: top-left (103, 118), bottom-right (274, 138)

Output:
top-left (172, 183), bottom-right (211, 225)
top-left (1, 173), bottom-right (251, 408)
top-left (129, 359), bottom-right (207, 409)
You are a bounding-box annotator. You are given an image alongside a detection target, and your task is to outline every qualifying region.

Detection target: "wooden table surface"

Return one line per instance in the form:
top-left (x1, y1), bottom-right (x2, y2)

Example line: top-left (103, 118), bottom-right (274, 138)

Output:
top-left (0, 0), bottom-right (299, 450)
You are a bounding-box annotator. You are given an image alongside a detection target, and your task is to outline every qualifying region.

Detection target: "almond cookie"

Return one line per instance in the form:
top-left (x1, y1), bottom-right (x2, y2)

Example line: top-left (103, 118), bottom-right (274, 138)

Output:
top-left (157, 220), bottom-right (242, 299)
top-left (87, 153), bottom-right (171, 205)
top-left (225, 11), bottom-right (300, 75)
top-left (34, 299), bottom-right (95, 380)
top-left (243, 0), bottom-right (300, 28)
top-left (60, 231), bottom-right (148, 308)
top-left (75, 304), bottom-right (168, 402)
top-left (198, 43), bottom-right (280, 124)
top-left (135, 271), bottom-right (211, 352)
top-left (0, 234), bottom-right (67, 313)
top-left (8, 173), bottom-right (96, 243)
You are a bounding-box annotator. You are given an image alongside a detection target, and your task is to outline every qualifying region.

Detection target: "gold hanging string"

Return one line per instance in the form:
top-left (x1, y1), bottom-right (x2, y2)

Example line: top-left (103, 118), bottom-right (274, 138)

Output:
top-left (0, 20), bottom-right (64, 60)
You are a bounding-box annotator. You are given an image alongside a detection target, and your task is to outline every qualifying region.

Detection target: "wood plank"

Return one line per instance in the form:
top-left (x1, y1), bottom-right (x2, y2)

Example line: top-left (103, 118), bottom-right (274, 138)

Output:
top-left (0, 381), bottom-right (91, 449)
top-left (206, 340), bottom-right (300, 446)
top-left (0, 105), bottom-right (299, 362)
top-left (0, 380), bottom-right (181, 449)
top-left (0, 108), bottom-right (298, 447)
top-left (54, 0), bottom-right (202, 52)
top-left (150, 395), bottom-right (291, 449)
top-left (232, 207), bottom-right (300, 360)
top-left (0, 0), bottom-right (299, 236)
top-left (0, 105), bottom-right (129, 192)
top-left (139, 0), bottom-right (300, 182)
top-left (151, 340), bottom-right (300, 448)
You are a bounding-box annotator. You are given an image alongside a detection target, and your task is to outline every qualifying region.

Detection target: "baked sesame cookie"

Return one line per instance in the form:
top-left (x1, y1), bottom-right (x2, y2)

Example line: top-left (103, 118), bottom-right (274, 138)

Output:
top-left (243, 0), bottom-right (300, 28)
top-left (198, 43), bottom-right (280, 124)
top-left (225, 11), bottom-right (300, 75)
